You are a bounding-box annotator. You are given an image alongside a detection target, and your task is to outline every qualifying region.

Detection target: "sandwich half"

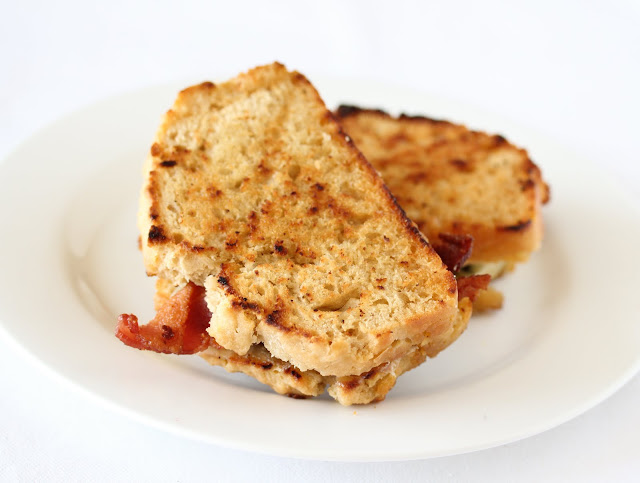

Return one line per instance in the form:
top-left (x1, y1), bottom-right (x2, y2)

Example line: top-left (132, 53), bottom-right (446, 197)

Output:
top-left (117, 63), bottom-right (479, 404)
top-left (335, 106), bottom-right (550, 310)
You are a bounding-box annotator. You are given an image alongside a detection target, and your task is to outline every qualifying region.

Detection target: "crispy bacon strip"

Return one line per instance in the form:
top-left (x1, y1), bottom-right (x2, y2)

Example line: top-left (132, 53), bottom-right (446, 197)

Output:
top-left (116, 282), bottom-right (212, 354)
top-left (432, 233), bottom-right (473, 273)
top-left (457, 274), bottom-right (491, 302)
top-left (432, 233), bottom-right (489, 301)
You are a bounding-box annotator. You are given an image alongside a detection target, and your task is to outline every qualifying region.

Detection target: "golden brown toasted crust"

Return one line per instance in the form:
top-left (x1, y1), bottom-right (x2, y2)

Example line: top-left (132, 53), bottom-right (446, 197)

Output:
top-left (200, 343), bottom-right (327, 399)
top-left (336, 105), bottom-right (549, 264)
top-left (156, 278), bottom-right (471, 405)
top-left (200, 304), bottom-right (472, 405)
top-left (139, 64), bottom-right (462, 378)
top-left (327, 346), bottom-right (428, 404)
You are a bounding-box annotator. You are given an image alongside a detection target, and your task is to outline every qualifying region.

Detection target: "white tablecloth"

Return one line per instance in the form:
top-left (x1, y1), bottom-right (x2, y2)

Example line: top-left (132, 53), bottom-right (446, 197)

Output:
top-left (1, 1), bottom-right (639, 481)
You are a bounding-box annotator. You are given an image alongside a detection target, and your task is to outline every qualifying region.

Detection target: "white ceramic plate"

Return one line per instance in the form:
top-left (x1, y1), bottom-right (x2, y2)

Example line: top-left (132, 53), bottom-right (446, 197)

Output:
top-left (1, 78), bottom-right (639, 462)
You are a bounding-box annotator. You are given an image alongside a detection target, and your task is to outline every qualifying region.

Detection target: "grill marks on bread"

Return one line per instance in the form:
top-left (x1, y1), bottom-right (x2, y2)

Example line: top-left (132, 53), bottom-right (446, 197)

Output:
top-left (336, 106), bottom-right (549, 264)
top-left (138, 64), bottom-right (461, 378)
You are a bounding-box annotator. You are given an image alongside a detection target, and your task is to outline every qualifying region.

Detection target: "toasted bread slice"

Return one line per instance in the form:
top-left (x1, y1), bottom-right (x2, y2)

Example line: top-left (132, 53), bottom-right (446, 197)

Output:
top-left (155, 279), bottom-right (471, 404)
top-left (138, 63), bottom-right (463, 378)
top-left (335, 106), bottom-right (549, 268)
